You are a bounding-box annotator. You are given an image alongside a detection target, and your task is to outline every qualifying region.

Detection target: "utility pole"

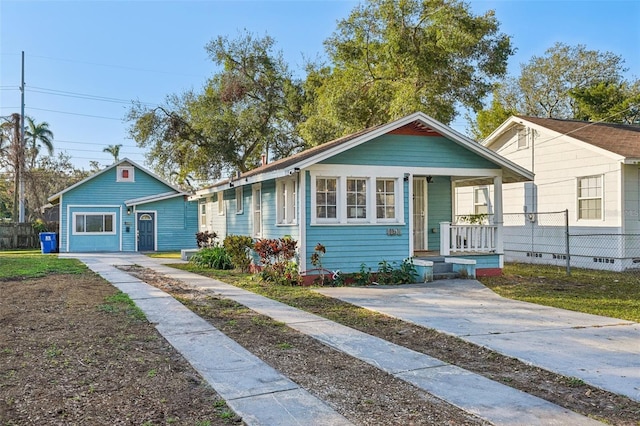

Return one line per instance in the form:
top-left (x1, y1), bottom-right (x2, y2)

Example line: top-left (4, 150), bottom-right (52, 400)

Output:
top-left (19, 51), bottom-right (25, 223)
top-left (11, 113), bottom-right (20, 222)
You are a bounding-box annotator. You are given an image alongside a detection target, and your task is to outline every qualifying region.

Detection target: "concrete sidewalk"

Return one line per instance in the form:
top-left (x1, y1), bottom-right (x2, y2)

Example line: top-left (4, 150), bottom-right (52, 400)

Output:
top-left (316, 280), bottom-right (640, 403)
top-left (71, 254), bottom-right (351, 426)
top-left (67, 253), bottom-right (605, 425)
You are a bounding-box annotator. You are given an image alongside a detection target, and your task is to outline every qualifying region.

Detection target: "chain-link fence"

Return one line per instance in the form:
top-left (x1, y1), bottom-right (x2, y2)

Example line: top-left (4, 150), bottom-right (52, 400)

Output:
top-left (502, 210), bottom-right (640, 273)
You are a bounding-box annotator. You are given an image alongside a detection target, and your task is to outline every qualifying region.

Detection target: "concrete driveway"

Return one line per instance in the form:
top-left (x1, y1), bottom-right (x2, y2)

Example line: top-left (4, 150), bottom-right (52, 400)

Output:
top-left (316, 279), bottom-right (640, 402)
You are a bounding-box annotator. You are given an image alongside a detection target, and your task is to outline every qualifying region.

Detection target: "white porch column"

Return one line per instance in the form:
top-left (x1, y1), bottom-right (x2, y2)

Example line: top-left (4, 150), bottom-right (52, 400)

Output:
top-left (440, 222), bottom-right (451, 255)
top-left (493, 175), bottom-right (504, 254)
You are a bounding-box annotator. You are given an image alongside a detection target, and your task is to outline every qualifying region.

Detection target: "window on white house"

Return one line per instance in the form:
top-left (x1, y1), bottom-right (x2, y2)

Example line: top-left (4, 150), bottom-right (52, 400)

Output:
top-left (316, 177), bottom-right (337, 220)
top-left (200, 203), bottom-right (207, 226)
top-left (276, 178), bottom-right (296, 225)
top-left (74, 213), bottom-right (115, 234)
top-left (474, 187), bottom-right (489, 215)
top-left (347, 178), bottom-right (367, 219)
top-left (577, 175), bottom-right (602, 220)
top-left (253, 185), bottom-right (262, 236)
top-left (376, 178), bottom-right (395, 220)
top-left (235, 187), bottom-right (243, 214)
top-left (517, 128), bottom-right (529, 149)
top-left (217, 191), bottom-right (224, 216)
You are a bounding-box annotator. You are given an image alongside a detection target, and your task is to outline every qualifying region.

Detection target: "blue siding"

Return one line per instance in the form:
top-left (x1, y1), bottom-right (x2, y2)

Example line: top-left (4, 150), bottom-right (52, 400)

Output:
top-left (427, 177), bottom-right (452, 250)
top-left (226, 187), bottom-right (251, 236)
top-left (68, 206), bottom-right (121, 252)
top-left (137, 198), bottom-right (198, 251)
top-left (59, 165), bottom-right (197, 252)
top-left (456, 254), bottom-right (501, 269)
top-left (225, 180), bottom-right (300, 241)
top-left (304, 172), bottom-right (411, 274)
top-left (320, 134), bottom-right (499, 169)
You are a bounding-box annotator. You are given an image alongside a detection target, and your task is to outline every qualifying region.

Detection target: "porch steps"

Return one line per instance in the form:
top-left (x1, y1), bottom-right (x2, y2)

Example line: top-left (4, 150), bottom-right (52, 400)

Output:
top-left (431, 257), bottom-right (461, 281)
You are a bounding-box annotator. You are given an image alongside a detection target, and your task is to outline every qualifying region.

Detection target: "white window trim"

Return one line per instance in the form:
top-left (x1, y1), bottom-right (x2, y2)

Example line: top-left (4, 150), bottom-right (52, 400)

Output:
top-left (235, 187), bottom-right (243, 214)
top-left (276, 177), bottom-right (297, 226)
top-left (252, 184), bottom-right (262, 237)
top-left (516, 128), bottom-right (529, 150)
top-left (577, 174), bottom-right (604, 221)
top-left (346, 177), bottom-right (369, 222)
top-left (199, 202), bottom-right (207, 227)
top-left (116, 166), bottom-right (135, 182)
top-left (217, 191), bottom-right (225, 216)
top-left (72, 212), bottom-right (117, 235)
top-left (473, 186), bottom-right (489, 215)
top-left (375, 177), bottom-right (399, 223)
top-left (310, 171), bottom-right (404, 226)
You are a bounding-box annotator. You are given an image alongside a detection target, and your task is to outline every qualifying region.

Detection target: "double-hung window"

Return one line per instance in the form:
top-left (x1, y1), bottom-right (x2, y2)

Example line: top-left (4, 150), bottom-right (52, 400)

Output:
top-left (376, 179), bottom-right (395, 220)
top-left (347, 178), bottom-right (367, 219)
top-left (312, 173), bottom-right (401, 224)
top-left (253, 184), bottom-right (262, 236)
top-left (474, 187), bottom-right (489, 215)
top-left (316, 177), bottom-right (337, 220)
top-left (577, 175), bottom-right (602, 220)
top-left (276, 178), bottom-right (296, 225)
top-left (217, 191), bottom-right (224, 216)
top-left (199, 203), bottom-right (207, 226)
top-left (235, 187), bottom-right (243, 214)
top-left (74, 213), bottom-right (115, 234)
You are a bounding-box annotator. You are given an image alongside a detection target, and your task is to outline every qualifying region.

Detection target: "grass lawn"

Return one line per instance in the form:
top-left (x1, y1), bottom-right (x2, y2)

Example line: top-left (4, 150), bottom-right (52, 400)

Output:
top-left (146, 251), bottom-right (182, 259)
top-left (480, 263), bottom-right (640, 323)
top-left (172, 262), bottom-right (640, 323)
top-left (0, 251), bottom-right (87, 280)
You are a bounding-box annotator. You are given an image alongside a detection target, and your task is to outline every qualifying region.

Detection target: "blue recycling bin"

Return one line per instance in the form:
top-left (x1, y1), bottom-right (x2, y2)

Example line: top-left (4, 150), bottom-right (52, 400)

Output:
top-left (39, 232), bottom-right (58, 254)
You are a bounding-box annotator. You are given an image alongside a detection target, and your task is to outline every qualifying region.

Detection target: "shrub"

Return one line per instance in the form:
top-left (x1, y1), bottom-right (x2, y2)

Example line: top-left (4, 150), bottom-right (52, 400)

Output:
top-left (254, 237), bottom-right (300, 285)
top-left (190, 246), bottom-right (233, 270)
top-left (375, 258), bottom-right (417, 285)
top-left (223, 235), bottom-right (254, 272)
top-left (195, 231), bottom-right (218, 248)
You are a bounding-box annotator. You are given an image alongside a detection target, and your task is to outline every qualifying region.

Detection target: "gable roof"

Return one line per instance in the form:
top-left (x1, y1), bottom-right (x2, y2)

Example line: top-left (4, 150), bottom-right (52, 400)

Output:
top-left (197, 111), bottom-right (533, 194)
top-left (487, 116), bottom-right (640, 160)
top-left (48, 158), bottom-right (189, 203)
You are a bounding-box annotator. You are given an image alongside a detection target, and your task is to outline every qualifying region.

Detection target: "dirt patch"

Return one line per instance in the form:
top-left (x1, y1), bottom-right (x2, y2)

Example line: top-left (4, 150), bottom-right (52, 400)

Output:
top-left (0, 273), bottom-right (240, 425)
top-left (122, 266), bottom-right (640, 426)
top-left (3, 268), bottom-right (639, 425)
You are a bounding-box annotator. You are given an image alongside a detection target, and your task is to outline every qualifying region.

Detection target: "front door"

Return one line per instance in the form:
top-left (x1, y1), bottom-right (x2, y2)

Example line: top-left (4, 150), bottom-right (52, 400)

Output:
top-left (137, 212), bottom-right (155, 251)
top-left (413, 177), bottom-right (427, 252)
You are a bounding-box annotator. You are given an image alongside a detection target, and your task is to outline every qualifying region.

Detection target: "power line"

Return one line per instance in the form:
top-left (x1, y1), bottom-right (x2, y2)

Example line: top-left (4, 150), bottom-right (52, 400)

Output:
top-left (26, 53), bottom-right (205, 79)
top-left (26, 86), bottom-right (159, 107)
top-left (25, 107), bottom-right (124, 121)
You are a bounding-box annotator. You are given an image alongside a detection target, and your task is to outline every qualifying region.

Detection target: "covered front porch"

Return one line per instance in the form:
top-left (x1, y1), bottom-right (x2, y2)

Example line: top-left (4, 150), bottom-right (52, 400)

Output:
top-left (410, 173), bottom-right (506, 280)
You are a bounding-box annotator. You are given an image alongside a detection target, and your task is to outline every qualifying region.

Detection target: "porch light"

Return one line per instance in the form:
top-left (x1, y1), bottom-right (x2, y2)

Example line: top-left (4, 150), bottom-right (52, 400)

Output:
top-left (127, 207), bottom-right (131, 215)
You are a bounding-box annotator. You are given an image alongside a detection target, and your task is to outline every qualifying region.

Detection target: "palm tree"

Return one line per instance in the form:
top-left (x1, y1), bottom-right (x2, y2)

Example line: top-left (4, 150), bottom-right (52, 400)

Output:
top-left (25, 116), bottom-right (54, 168)
top-left (103, 144), bottom-right (122, 163)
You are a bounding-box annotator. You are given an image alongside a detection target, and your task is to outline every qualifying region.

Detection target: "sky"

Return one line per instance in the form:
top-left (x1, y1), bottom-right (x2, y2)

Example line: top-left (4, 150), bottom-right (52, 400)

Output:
top-left (1, 0), bottom-right (639, 172)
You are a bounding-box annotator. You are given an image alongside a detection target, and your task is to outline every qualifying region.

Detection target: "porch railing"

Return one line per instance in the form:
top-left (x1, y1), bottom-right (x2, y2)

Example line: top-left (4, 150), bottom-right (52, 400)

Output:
top-left (440, 222), bottom-right (498, 255)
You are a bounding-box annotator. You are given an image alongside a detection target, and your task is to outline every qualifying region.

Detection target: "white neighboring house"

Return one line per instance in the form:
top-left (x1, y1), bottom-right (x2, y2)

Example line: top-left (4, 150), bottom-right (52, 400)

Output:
top-left (456, 115), bottom-right (640, 271)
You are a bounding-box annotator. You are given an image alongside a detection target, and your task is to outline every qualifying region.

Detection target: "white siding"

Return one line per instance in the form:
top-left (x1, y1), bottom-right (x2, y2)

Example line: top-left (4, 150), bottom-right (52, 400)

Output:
top-left (492, 125), bottom-right (622, 227)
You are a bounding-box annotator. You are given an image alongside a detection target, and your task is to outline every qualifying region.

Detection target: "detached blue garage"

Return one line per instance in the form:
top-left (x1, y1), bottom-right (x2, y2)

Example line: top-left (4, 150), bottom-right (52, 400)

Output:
top-left (48, 158), bottom-right (198, 253)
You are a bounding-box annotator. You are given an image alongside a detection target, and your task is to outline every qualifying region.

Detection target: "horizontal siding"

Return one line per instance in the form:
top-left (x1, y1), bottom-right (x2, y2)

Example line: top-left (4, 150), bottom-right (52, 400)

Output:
top-left (140, 198), bottom-right (198, 251)
top-left (305, 172), bottom-right (410, 274)
top-left (68, 206), bottom-right (121, 252)
top-left (320, 135), bottom-right (498, 169)
top-left (455, 254), bottom-right (501, 269)
top-left (426, 177), bottom-right (452, 250)
top-left (305, 225), bottom-right (410, 274)
top-left (494, 126), bottom-right (622, 227)
top-left (60, 165), bottom-right (193, 252)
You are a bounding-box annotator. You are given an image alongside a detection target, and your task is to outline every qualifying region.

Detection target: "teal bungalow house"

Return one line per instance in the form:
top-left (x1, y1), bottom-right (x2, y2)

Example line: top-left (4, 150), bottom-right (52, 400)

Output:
top-left (48, 158), bottom-right (198, 253)
top-left (194, 112), bottom-right (533, 280)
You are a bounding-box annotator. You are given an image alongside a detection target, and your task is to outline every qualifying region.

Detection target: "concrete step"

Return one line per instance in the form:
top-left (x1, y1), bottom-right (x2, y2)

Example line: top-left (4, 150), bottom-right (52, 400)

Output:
top-left (432, 261), bottom-right (453, 274)
top-left (433, 271), bottom-right (461, 280)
